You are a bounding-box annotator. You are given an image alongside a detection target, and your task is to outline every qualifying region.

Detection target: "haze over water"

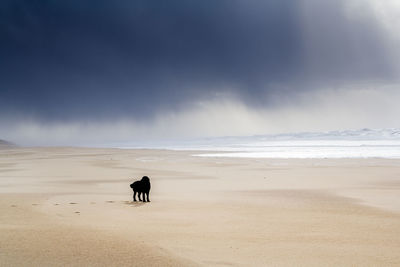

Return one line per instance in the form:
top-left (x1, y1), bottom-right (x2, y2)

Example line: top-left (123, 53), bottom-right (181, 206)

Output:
top-left (116, 128), bottom-right (400, 159)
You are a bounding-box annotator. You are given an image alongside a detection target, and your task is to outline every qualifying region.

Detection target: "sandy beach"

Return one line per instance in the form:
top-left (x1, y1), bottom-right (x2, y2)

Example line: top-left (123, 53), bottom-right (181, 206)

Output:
top-left (0, 147), bottom-right (399, 266)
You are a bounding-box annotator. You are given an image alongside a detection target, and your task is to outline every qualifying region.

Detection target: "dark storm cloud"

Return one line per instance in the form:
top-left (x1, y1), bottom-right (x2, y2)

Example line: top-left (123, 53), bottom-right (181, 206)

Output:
top-left (0, 0), bottom-right (396, 121)
top-left (300, 0), bottom-right (395, 84)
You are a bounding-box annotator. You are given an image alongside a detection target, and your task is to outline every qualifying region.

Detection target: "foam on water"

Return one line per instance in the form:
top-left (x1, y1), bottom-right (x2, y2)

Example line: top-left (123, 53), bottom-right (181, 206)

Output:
top-left (193, 141), bottom-right (400, 159)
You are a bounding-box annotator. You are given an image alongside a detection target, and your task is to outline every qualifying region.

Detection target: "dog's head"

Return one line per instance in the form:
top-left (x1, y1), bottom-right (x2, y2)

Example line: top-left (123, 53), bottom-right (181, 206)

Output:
top-left (141, 176), bottom-right (150, 183)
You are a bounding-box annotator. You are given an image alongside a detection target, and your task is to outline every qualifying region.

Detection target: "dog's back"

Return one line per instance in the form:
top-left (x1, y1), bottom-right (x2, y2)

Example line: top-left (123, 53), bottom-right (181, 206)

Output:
top-left (130, 180), bottom-right (141, 190)
top-left (130, 176), bottom-right (151, 192)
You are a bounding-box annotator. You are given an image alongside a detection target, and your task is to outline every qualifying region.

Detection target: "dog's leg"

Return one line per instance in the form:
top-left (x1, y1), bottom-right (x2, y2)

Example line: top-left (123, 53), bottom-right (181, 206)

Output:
top-left (133, 191), bottom-right (137, 202)
top-left (146, 192), bottom-right (150, 202)
top-left (138, 192), bottom-right (142, 202)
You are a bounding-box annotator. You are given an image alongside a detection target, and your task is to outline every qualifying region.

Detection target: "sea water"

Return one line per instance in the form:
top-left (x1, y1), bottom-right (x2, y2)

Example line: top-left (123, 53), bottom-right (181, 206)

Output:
top-left (115, 129), bottom-right (400, 159)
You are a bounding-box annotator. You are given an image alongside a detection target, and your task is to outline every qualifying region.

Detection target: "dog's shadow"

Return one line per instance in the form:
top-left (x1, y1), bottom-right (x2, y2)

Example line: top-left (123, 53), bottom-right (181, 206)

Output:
top-left (123, 201), bottom-right (147, 207)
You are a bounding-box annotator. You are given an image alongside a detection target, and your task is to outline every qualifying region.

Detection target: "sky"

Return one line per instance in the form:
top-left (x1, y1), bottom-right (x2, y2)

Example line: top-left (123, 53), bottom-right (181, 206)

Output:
top-left (1, 0), bottom-right (400, 145)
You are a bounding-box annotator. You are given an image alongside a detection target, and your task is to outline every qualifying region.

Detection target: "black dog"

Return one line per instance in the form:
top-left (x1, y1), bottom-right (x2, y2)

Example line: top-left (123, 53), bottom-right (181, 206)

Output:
top-left (130, 176), bottom-right (151, 202)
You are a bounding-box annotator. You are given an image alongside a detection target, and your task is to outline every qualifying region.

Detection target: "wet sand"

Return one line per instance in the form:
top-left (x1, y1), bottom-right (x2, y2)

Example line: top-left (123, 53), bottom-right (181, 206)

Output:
top-left (0, 147), bottom-right (399, 266)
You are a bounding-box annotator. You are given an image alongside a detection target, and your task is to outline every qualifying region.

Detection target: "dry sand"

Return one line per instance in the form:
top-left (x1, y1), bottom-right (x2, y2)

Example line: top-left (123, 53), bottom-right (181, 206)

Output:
top-left (0, 147), bottom-right (399, 266)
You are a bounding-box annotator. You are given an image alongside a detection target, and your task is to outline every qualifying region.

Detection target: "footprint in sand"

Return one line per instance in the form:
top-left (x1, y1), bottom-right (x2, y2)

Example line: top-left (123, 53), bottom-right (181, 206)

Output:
top-left (90, 202), bottom-right (96, 204)
top-left (32, 203), bottom-right (39, 206)
top-left (10, 205), bottom-right (17, 207)
top-left (74, 211), bottom-right (80, 215)
top-left (54, 203), bottom-right (59, 206)
top-left (69, 202), bottom-right (78, 205)
top-left (106, 201), bottom-right (114, 203)
top-left (124, 201), bottom-right (146, 207)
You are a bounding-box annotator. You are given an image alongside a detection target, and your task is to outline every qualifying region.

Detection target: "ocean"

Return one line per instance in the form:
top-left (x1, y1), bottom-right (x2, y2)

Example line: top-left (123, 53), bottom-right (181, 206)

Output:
top-left (115, 128), bottom-right (400, 159)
